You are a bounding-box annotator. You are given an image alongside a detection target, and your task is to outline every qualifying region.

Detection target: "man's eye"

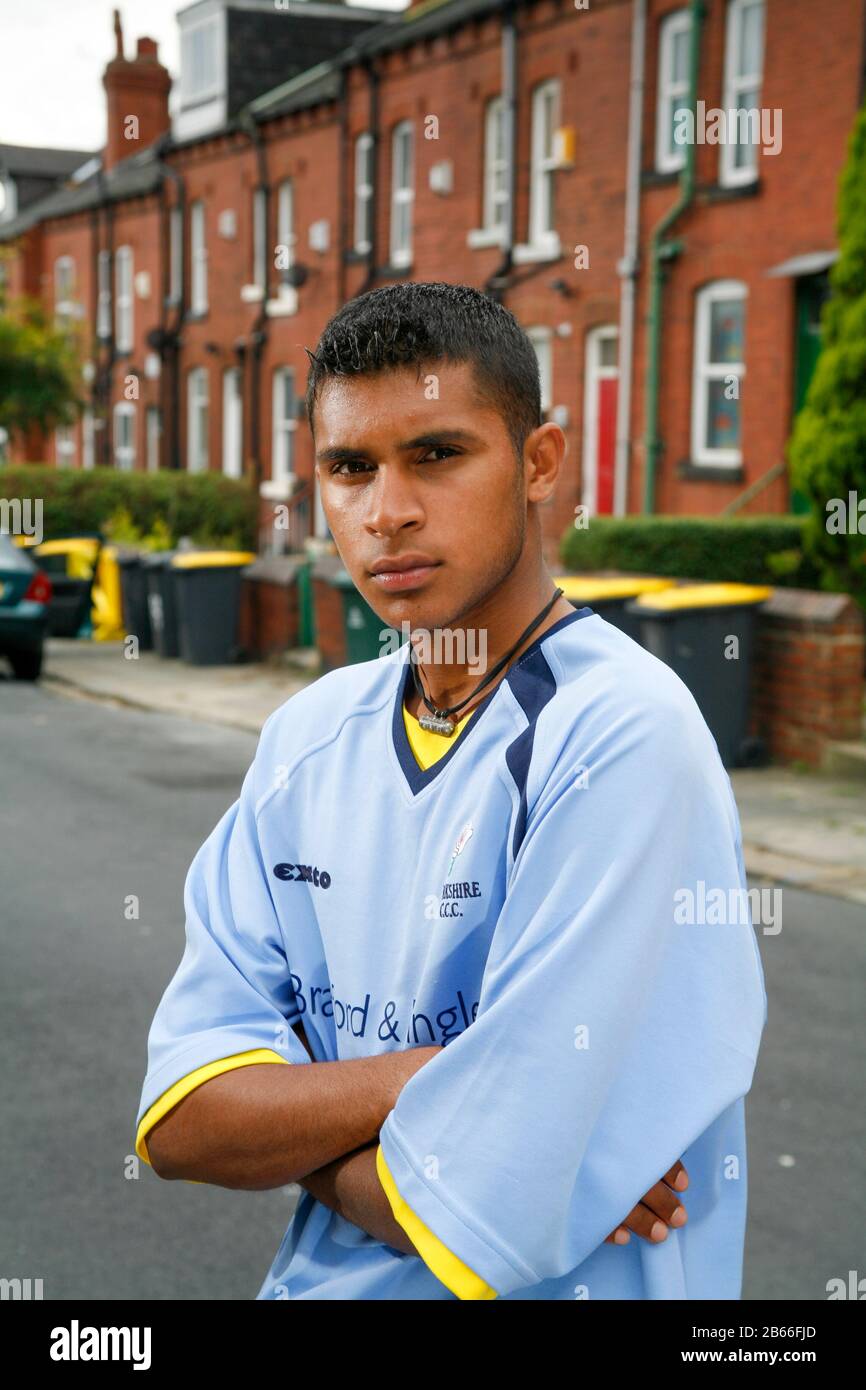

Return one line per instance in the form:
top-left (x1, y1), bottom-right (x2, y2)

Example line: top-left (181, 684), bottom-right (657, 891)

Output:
top-left (330, 460), bottom-right (373, 476)
top-left (419, 447), bottom-right (460, 464)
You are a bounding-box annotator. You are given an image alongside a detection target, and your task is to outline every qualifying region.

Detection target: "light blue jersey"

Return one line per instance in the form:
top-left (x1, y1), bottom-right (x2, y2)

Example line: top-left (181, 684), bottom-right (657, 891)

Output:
top-left (135, 607), bottom-right (767, 1300)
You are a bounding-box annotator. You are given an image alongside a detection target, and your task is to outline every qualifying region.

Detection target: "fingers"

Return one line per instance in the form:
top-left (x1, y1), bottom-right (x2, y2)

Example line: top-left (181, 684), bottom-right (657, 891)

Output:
top-left (663, 1159), bottom-right (689, 1192)
top-left (605, 1166), bottom-right (690, 1246)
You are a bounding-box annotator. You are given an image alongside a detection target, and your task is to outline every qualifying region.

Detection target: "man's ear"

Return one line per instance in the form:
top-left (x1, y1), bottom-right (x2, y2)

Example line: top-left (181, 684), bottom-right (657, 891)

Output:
top-left (525, 422), bottom-right (566, 504)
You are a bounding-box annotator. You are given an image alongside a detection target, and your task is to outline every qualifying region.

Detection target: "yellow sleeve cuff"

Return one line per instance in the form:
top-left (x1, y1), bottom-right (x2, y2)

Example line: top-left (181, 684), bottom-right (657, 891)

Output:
top-left (375, 1144), bottom-right (498, 1300)
top-left (135, 1048), bottom-right (291, 1168)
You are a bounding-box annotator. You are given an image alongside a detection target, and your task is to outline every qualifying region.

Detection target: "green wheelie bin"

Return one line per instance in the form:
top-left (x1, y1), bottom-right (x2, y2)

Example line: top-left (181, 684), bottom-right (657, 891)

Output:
top-left (330, 568), bottom-right (386, 664)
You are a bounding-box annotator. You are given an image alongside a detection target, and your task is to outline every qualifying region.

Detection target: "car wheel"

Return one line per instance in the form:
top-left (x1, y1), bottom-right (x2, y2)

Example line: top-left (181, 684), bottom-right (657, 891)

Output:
top-left (9, 647), bottom-right (44, 681)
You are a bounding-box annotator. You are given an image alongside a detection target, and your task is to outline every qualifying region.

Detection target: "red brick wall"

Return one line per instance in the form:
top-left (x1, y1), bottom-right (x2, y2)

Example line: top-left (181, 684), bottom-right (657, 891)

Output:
top-left (750, 591), bottom-right (865, 767)
top-left (239, 571), bottom-right (301, 659)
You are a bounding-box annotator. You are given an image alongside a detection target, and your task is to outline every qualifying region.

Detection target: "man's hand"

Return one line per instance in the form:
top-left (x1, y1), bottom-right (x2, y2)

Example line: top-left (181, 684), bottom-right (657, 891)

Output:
top-left (291, 1023), bottom-right (688, 1253)
top-left (604, 1160), bottom-right (689, 1245)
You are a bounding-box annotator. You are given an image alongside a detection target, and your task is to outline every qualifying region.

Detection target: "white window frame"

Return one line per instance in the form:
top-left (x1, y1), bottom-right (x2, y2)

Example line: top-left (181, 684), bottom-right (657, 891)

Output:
top-left (656, 9), bottom-right (692, 174)
top-left (389, 121), bottom-right (413, 269)
top-left (113, 402), bottom-right (136, 471)
top-left (54, 255), bottom-right (76, 326)
top-left (528, 80), bottom-right (560, 249)
top-left (252, 187), bottom-right (267, 291)
top-left (272, 367), bottom-right (297, 486)
top-left (190, 200), bottom-right (208, 314)
top-left (181, 16), bottom-right (221, 105)
top-left (55, 423), bottom-right (77, 468)
top-left (82, 409), bottom-right (95, 470)
top-left (354, 132), bottom-right (374, 254)
top-left (222, 367), bottom-right (243, 479)
top-left (526, 325), bottom-right (553, 416)
top-left (97, 250), bottom-right (111, 338)
top-left (146, 406), bottom-right (162, 473)
top-left (691, 280), bottom-right (747, 467)
top-left (313, 469), bottom-right (331, 540)
top-left (114, 246), bottom-right (133, 352)
top-left (187, 367), bottom-right (209, 472)
top-left (0, 175), bottom-right (17, 222)
top-left (168, 206), bottom-right (183, 304)
top-left (720, 0), bottom-right (766, 189)
top-left (483, 96), bottom-right (508, 234)
top-left (276, 180), bottom-right (295, 297)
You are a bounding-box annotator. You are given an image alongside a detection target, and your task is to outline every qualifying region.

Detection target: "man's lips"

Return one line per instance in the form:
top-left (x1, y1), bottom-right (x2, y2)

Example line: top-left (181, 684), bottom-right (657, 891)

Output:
top-left (368, 558), bottom-right (442, 591)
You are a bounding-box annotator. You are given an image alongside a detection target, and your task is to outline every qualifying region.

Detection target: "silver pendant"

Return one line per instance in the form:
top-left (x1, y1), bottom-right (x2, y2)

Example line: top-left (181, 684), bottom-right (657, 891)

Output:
top-left (419, 711), bottom-right (455, 736)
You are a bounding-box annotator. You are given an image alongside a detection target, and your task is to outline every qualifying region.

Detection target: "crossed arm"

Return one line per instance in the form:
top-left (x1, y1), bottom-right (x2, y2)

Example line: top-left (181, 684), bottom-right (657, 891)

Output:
top-left (144, 1020), bottom-right (688, 1258)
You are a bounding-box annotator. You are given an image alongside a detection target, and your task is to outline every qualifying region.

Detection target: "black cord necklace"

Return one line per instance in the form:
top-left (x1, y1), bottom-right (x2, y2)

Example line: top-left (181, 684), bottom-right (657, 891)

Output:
top-left (408, 587), bottom-right (565, 736)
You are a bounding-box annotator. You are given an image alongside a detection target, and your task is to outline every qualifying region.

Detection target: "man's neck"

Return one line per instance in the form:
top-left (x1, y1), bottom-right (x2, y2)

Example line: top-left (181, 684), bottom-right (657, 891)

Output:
top-left (404, 584), bottom-right (574, 721)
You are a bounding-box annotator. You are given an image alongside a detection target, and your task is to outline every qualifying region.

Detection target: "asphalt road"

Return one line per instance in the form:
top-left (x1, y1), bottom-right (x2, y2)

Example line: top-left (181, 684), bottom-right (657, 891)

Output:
top-left (0, 676), bottom-right (863, 1301)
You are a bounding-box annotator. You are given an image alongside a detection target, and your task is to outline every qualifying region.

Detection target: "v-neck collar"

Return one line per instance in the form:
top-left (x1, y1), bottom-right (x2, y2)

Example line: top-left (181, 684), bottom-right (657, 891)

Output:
top-left (390, 605), bottom-right (593, 796)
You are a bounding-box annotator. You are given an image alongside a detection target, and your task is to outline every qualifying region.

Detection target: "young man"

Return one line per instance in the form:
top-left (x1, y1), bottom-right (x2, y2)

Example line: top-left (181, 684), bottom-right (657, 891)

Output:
top-left (135, 282), bottom-right (767, 1300)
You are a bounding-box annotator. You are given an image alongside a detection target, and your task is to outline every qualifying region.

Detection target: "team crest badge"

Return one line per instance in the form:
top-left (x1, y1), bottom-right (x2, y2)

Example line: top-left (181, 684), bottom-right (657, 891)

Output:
top-left (447, 822), bottom-right (473, 877)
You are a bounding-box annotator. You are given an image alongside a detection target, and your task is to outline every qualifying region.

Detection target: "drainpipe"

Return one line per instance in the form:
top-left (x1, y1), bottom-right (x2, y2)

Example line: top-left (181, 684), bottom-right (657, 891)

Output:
top-left (613, 0), bottom-right (646, 517)
top-left (484, 1), bottom-right (517, 298)
top-left (355, 56), bottom-right (380, 296)
top-left (337, 66), bottom-right (349, 307)
top-left (642, 0), bottom-right (705, 514)
top-left (239, 110), bottom-right (270, 497)
top-left (153, 132), bottom-right (185, 470)
top-left (98, 168), bottom-right (116, 468)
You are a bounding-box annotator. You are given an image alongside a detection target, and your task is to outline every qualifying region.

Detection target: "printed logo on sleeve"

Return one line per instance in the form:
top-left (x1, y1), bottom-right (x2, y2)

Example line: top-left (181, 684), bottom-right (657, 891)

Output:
top-left (273, 862), bottom-right (332, 889)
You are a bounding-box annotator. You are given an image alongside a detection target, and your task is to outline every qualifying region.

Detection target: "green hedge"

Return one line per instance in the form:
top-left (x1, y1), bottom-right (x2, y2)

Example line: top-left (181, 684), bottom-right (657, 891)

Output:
top-left (0, 465), bottom-right (257, 551)
top-left (559, 515), bottom-right (823, 589)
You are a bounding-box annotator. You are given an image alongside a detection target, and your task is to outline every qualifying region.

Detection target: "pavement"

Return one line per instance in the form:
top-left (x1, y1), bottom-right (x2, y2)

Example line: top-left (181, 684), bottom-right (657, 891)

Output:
top-left (40, 636), bottom-right (866, 906)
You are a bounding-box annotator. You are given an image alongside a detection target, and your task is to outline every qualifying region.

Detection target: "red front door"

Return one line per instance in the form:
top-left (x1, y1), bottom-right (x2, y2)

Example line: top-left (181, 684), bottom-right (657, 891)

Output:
top-left (596, 376), bottom-right (618, 515)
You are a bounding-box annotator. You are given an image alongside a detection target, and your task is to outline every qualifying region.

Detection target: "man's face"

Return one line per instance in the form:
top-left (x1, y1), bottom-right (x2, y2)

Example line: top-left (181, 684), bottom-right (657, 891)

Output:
top-left (312, 361), bottom-right (537, 632)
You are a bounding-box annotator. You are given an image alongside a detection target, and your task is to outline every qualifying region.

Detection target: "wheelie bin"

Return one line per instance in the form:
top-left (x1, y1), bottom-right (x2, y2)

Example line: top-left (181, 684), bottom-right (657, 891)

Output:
top-left (626, 583), bottom-right (772, 767)
top-left (171, 551), bottom-right (256, 665)
top-left (555, 575), bottom-right (675, 642)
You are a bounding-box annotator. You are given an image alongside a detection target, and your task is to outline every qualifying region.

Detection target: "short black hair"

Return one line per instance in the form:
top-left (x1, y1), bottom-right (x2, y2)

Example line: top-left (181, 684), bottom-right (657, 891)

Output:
top-left (304, 281), bottom-right (542, 460)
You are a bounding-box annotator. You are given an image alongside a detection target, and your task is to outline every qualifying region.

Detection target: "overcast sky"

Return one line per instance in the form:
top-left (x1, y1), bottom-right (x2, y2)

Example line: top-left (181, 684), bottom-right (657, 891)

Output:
top-left (0, 0), bottom-right (406, 152)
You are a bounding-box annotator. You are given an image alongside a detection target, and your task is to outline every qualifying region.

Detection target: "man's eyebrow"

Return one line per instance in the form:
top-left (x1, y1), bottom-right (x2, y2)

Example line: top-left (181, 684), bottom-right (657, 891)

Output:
top-left (316, 427), bottom-right (483, 464)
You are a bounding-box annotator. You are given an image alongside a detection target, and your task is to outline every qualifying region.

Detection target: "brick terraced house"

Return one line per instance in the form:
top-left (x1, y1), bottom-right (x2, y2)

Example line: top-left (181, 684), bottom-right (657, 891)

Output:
top-left (1, 0), bottom-right (864, 557)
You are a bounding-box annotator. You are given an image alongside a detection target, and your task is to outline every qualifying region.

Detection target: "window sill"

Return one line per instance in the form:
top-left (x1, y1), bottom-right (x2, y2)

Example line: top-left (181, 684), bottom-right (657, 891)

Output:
top-left (379, 261), bottom-right (413, 278)
top-left (266, 289), bottom-right (298, 317)
top-left (698, 178), bottom-right (761, 203)
top-left (677, 459), bottom-right (745, 483)
top-left (184, 310), bottom-right (209, 324)
top-left (467, 227), bottom-right (507, 250)
top-left (343, 247), bottom-right (370, 264)
top-left (641, 168), bottom-right (682, 188)
top-left (512, 237), bottom-right (562, 265)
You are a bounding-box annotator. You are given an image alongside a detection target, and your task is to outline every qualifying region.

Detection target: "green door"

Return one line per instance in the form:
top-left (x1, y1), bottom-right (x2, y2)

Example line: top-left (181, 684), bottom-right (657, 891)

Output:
top-left (790, 271), bottom-right (831, 514)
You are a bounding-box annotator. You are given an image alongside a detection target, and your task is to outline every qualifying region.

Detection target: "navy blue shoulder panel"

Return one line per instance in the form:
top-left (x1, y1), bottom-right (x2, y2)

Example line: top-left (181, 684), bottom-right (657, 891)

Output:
top-left (504, 607), bottom-right (593, 862)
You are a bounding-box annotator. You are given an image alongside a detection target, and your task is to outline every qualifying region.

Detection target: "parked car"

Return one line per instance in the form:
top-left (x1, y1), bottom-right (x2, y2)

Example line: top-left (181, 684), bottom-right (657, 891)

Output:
top-left (0, 533), bottom-right (52, 679)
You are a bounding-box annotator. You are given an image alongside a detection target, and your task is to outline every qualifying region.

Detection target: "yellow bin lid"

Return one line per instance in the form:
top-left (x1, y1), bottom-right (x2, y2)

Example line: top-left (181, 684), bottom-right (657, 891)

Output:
top-left (171, 550), bottom-right (257, 570)
top-left (555, 575), bottom-right (675, 602)
top-left (633, 582), bottom-right (773, 611)
top-left (34, 537), bottom-right (100, 560)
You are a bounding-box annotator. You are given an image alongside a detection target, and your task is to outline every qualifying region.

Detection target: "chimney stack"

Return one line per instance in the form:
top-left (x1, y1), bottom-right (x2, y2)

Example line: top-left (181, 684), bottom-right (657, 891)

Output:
top-left (102, 10), bottom-right (172, 172)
